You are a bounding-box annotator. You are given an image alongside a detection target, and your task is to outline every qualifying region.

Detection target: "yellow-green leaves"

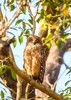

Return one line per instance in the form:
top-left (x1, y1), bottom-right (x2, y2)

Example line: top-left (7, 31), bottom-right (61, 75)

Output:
top-left (9, 5), bottom-right (15, 11)
top-left (15, 19), bottom-right (23, 25)
top-left (13, 38), bottom-right (17, 47)
top-left (18, 34), bottom-right (23, 44)
top-left (62, 3), bottom-right (69, 17)
top-left (7, 0), bottom-right (15, 11)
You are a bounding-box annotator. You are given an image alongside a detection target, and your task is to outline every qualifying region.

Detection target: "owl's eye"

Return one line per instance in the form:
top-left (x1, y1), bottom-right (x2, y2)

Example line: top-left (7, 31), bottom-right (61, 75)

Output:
top-left (33, 40), bottom-right (39, 44)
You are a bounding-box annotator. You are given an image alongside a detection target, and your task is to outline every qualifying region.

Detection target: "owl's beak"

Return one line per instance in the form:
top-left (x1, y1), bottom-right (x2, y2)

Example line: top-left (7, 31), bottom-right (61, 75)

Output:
top-left (33, 40), bottom-right (38, 45)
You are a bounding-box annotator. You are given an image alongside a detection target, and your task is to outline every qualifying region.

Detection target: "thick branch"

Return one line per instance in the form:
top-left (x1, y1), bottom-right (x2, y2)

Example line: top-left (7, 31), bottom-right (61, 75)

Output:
top-left (8, 48), bottom-right (64, 100)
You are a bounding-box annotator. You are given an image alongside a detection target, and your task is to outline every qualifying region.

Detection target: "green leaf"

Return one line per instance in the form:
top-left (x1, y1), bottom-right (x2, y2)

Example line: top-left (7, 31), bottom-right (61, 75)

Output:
top-left (0, 91), bottom-right (4, 99)
top-left (0, 65), bottom-right (2, 74)
top-left (15, 19), bottom-right (23, 25)
top-left (61, 38), bottom-right (66, 43)
top-left (22, 22), bottom-right (26, 29)
top-left (9, 5), bottom-right (15, 11)
top-left (65, 80), bottom-right (71, 86)
top-left (56, 41), bottom-right (62, 49)
top-left (46, 33), bottom-right (53, 42)
top-left (11, 69), bottom-right (16, 80)
top-left (46, 14), bottom-right (52, 19)
top-left (7, 0), bottom-right (14, 6)
top-left (36, 1), bottom-right (40, 6)
top-left (37, 16), bottom-right (41, 23)
top-left (13, 38), bottom-right (17, 47)
top-left (44, 0), bottom-right (49, 3)
top-left (22, 8), bottom-right (26, 14)
top-left (46, 43), bottom-right (51, 48)
top-left (61, 34), bottom-right (68, 39)
top-left (18, 35), bottom-right (23, 44)
top-left (55, 38), bottom-right (62, 49)
top-left (28, 19), bottom-right (33, 25)
top-left (25, 30), bottom-right (30, 37)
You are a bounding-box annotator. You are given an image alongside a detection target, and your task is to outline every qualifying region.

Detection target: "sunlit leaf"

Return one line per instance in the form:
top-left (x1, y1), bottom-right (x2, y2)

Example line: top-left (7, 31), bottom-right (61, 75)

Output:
top-left (37, 16), bottom-right (41, 23)
top-left (15, 19), bottom-right (23, 25)
top-left (46, 43), bottom-right (51, 48)
top-left (51, 23), bottom-right (57, 29)
top-left (62, 8), bottom-right (69, 17)
top-left (62, 4), bottom-right (67, 10)
top-left (2, 79), bottom-right (7, 85)
top-left (46, 33), bottom-right (53, 41)
top-left (0, 65), bottom-right (2, 75)
top-left (13, 38), bottom-right (17, 47)
top-left (61, 38), bottom-right (66, 42)
top-left (9, 5), bottom-right (15, 11)
top-left (48, 24), bottom-right (51, 35)
top-left (44, 0), bottom-right (49, 3)
top-left (28, 19), bottom-right (33, 25)
top-left (22, 22), bottom-right (26, 29)
top-left (7, 0), bottom-right (14, 6)
top-left (24, 30), bottom-right (30, 37)
top-left (39, 19), bottom-right (47, 31)
top-left (11, 69), bottom-right (16, 80)
top-left (60, 34), bottom-right (68, 43)
top-left (18, 35), bottom-right (23, 44)
top-left (0, 91), bottom-right (4, 99)
top-left (55, 39), bottom-right (62, 49)
top-left (46, 14), bottom-right (52, 19)
top-left (22, 8), bottom-right (26, 14)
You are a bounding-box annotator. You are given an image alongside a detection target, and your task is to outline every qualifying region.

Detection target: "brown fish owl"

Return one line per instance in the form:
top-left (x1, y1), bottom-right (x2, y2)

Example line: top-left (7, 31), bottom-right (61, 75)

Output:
top-left (24, 35), bottom-right (45, 83)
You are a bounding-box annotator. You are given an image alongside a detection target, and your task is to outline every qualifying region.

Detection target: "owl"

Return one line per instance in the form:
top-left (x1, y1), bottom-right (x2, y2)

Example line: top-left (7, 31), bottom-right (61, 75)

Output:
top-left (24, 35), bottom-right (45, 83)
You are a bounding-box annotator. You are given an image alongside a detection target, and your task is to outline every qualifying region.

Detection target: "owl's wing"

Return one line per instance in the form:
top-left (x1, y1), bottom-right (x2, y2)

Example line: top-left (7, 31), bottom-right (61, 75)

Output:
top-left (24, 45), bottom-right (32, 76)
top-left (32, 50), bottom-right (41, 77)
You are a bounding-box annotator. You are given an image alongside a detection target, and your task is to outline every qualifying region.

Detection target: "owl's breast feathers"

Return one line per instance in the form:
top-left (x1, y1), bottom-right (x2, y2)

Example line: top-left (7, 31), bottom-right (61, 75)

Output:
top-left (24, 35), bottom-right (45, 83)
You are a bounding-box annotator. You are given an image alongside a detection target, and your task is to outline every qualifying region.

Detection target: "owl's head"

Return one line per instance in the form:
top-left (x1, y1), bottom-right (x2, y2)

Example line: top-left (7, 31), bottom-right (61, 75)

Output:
top-left (27, 35), bottom-right (42, 45)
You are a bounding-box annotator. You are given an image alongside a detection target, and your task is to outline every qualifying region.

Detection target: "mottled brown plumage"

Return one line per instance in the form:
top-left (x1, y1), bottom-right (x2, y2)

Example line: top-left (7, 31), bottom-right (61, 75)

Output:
top-left (24, 35), bottom-right (45, 83)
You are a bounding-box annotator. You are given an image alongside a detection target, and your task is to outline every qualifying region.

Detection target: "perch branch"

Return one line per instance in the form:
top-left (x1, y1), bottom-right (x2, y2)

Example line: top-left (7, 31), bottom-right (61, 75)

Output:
top-left (8, 48), bottom-right (64, 100)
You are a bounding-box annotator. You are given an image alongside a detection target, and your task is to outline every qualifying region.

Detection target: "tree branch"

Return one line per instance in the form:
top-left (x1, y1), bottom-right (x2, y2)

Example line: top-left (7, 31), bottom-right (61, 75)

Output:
top-left (0, 1), bottom-right (27, 37)
top-left (8, 48), bottom-right (65, 100)
top-left (27, 2), bottom-right (36, 35)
